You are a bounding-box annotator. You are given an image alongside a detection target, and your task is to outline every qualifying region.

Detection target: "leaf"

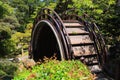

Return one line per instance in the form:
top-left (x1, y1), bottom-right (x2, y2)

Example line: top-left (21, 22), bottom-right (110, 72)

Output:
top-left (95, 9), bottom-right (103, 14)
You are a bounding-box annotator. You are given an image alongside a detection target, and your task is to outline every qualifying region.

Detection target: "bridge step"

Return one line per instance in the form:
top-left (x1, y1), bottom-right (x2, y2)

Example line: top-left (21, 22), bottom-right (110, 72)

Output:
top-left (63, 20), bottom-right (99, 67)
top-left (63, 20), bottom-right (80, 23)
top-left (86, 62), bottom-right (99, 66)
top-left (74, 54), bottom-right (98, 66)
top-left (72, 45), bottom-right (96, 56)
top-left (74, 54), bottom-right (97, 58)
top-left (64, 23), bottom-right (84, 27)
top-left (69, 35), bottom-right (93, 45)
top-left (66, 28), bottom-right (89, 35)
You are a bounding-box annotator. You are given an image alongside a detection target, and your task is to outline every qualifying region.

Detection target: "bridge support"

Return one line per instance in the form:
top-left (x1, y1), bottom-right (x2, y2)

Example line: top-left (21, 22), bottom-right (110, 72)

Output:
top-left (31, 20), bottom-right (65, 61)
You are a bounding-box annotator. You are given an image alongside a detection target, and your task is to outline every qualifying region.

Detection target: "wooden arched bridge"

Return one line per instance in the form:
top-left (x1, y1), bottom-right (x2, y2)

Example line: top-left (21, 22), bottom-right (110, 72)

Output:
top-left (29, 8), bottom-right (108, 69)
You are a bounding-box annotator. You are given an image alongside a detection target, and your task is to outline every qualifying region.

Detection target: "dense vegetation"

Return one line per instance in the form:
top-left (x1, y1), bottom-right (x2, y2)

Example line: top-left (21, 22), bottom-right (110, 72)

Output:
top-left (0, 59), bottom-right (17, 79)
top-left (13, 60), bottom-right (95, 80)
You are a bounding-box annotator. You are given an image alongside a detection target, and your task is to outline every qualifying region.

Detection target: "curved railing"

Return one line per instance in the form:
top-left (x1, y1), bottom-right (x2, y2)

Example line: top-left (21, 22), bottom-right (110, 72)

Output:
top-left (61, 9), bottom-right (108, 66)
top-left (31, 8), bottom-right (73, 59)
top-left (83, 14), bottom-right (108, 66)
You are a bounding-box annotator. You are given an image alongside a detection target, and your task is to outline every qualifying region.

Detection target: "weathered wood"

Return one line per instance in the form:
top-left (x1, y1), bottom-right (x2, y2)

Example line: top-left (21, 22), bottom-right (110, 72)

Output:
top-left (64, 23), bottom-right (83, 27)
top-left (72, 46), bottom-right (96, 56)
top-left (69, 35), bottom-right (93, 45)
top-left (63, 20), bottom-right (98, 66)
top-left (66, 28), bottom-right (89, 35)
top-left (63, 20), bottom-right (79, 23)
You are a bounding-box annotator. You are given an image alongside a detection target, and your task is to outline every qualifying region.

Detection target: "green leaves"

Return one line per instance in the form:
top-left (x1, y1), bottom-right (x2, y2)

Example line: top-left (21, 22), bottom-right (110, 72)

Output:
top-left (13, 60), bottom-right (95, 80)
top-left (0, 23), bottom-right (11, 40)
top-left (0, 1), bottom-right (14, 18)
top-left (0, 59), bottom-right (18, 77)
top-left (95, 9), bottom-right (103, 14)
top-left (108, 0), bottom-right (115, 5)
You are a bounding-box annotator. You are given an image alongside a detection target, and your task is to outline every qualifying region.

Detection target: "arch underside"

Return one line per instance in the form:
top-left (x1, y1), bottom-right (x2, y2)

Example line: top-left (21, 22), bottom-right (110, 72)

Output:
top-left (32, 21), bottom-right (63, 61)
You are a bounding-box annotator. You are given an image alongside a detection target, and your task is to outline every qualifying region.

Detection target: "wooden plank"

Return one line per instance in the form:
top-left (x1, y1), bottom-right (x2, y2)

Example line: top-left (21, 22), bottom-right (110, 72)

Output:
top-left (66, 28), bottom-right (89, 34)
top-left (72, 45), bottom-right (96, 56)
top-left (63, 20), bottom-right (79, 23)
top-left (69, 35), bottom-right (93, 45)
top-left (64, 23), bottom-right (83, 27)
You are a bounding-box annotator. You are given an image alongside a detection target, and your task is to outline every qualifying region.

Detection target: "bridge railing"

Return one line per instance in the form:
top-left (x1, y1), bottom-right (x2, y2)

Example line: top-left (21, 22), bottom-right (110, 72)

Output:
top-left (61, 9), bottom-right (108, 66)
top-left (83, 14), bottom-right (108, 65)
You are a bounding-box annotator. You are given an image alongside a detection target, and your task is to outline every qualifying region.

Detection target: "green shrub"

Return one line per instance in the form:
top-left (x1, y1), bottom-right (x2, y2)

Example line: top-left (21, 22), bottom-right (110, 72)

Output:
top-left (0, 70), bottom-right (6, 76)
top-left (13, 60), bottom-right (95, 80)
top-left (0, 59), bottom-right (18, 77)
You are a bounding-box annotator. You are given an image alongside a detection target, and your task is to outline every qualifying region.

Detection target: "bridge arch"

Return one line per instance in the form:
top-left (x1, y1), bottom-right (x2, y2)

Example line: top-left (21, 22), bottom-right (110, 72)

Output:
top-left (31, 20), bottom-right (65, 61)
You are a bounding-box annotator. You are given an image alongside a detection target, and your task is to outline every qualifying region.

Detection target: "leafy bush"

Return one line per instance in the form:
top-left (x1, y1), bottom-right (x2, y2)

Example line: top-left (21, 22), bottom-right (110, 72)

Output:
top-left (14, 60), bottom-right (95, 80)
top-left (0, 59), bottom-right (17, 78)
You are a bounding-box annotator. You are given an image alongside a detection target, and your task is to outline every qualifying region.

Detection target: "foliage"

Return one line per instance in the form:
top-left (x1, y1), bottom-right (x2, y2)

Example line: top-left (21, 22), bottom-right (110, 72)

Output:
top-left (11, 23), bottom-right (32, 55)
top-left (0, 25), bottom-right (16, 57)
top-left (9, 0), bottom-right (44, 32)
top-left (0, 22), bottom-right (11, 40)
top-left (54, 0), bottom-right (120, 45)
top-left (30, 0), bottom-right (58, 21)
top-left (91, 0), bottom-right (120, 45)
top-left (0, 22), bottom-right (16, 56)
top-left (2, 16), bottom-right (20, 31)
top-left (0, 59), bottom-right (18, 78)
top-left (55, 0), bottom-right (73, 13)
top-left (0, 1), bottom-right (14, 18)
top-left (13, 60), bottom-right (95, 80)
top-left (0, 39), bottom-right (16, 57)
top-left (0, 1), bottom-right (20, 31)
top-left (0, 1), bottom-right (19, 57)
top-left (73, 0), bottom-right (120, 44)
